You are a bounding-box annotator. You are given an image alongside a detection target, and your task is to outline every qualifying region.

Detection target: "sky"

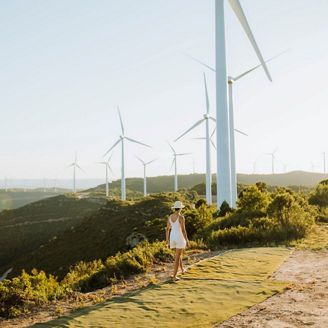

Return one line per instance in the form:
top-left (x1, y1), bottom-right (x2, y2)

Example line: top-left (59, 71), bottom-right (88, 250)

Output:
top-left (1, 0), bottom-right (328, 185)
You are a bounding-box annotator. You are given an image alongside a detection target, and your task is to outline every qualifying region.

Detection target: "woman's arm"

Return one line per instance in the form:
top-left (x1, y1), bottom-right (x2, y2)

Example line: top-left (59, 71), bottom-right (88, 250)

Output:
top-left (165, 218), bottom-right (171, 247)
top-left (179, 216), bottom-right (190, 247)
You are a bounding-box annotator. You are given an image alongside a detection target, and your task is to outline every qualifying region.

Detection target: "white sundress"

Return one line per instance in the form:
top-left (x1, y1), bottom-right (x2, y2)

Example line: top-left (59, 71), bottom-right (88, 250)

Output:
top-left (169, 214), bottom-right (186, 249)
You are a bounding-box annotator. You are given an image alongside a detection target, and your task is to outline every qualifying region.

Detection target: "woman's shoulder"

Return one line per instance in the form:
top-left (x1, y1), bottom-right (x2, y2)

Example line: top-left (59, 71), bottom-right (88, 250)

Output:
top-left (178, 215), bottom-right (185, 222)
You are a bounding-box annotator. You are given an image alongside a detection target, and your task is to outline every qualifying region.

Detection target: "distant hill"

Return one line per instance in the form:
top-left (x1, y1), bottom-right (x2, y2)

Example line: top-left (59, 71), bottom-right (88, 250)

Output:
top-left (87, 174), bottom-right (206, 194)
top-left (0, 190), bottom-right (69, 211)
top-left (3, 192), bottom-right (197, 279)
top-left (237, 171), bottom-right (328, 186)
top-left (89, 171), bottom-right (326, 195)
top-left (0, 194), bottom-right (104, 270)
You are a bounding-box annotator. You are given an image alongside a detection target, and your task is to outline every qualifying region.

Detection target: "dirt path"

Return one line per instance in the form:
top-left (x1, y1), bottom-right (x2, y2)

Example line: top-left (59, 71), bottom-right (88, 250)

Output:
top-left (218, 249), bottom-right (328, 328)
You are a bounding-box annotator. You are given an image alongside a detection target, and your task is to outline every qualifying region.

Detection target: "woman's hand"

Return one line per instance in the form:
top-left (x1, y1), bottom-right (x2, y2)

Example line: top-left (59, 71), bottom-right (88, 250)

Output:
top-left (166, 240), bottom-right (170, 247)
top-left (186, 240), bottom-right (190, 248)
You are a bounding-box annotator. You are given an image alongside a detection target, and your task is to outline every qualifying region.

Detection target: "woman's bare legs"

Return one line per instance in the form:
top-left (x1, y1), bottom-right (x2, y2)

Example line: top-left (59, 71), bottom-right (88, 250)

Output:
top-left (173, 248), bottom-right (182, 280)
top-left (179, 255), bottom-right (184, 274)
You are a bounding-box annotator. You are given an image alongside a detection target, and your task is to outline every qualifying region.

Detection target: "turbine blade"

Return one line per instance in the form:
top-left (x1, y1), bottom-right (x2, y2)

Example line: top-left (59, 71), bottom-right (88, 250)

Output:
top-left (203, 73), bottom-right (210, 114)
top-left (76, 164), bottom-right (86, 173)
top-left (233, 64), bottom-right (262, 81)
top-left (210, 128), bottom-right (216, 139)
top-left (184, 53), bottom-right (216, 72)
top-left (192, 137), bottom-right (206, 140)
top-left (209, 116), bottom-right (216, 123)
top-left (174, 119), bottom-right (205, 142)
top-left (146, 159), bottom-right (157, 165)
top-left (170, 158), bottom-right (175, 171)
top-left (211, 139), bottom-right (217, 150)
top-left (135, 155), bottom-right (145, 165)
top-left (234, 128), bottom-right (248, 136)
top-left (107, 163), bottom-right (114, 175)
top-left (233, 51), bottom-right (287, 81)
top-left (125, 136), bottom-right (151, 148)
top-left (103, 139), bottom-right (121, 157)
top-left (117, 106), bottom-right (125, 135)
top-left (107, 153), bottom-right (114, 163)
top-left (167, 141), bottom-right (176, 154)
top-left (228, 0), bottom-right (272, 81)
top-left (176, 153), bottom-right (192, 156)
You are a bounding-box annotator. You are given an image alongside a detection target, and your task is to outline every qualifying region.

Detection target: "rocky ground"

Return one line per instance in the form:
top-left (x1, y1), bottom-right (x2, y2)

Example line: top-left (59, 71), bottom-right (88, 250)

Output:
top-left (218, 249), bottom-right (328, 328)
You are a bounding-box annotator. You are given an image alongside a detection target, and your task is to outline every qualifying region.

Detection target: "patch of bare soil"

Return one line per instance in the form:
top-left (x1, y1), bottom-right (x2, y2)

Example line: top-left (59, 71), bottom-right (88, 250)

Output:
top-left (218, 249), bottom-right (328, 328)
top-left (0, 249), bottom-right (221, 328)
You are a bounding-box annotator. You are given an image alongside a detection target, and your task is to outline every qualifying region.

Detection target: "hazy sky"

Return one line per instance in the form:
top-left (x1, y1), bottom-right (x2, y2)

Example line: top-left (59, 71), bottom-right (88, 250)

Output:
top-left (2, 0), bottom-right (328, 183)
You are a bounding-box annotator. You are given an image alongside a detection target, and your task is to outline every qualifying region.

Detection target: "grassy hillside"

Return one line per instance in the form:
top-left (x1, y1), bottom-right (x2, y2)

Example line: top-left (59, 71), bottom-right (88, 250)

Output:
top-left (0, 195), bottom-right (104, 269)
top-left (3, 191), bottom-right (198, 279)
top-left (87, 174), bottom-right (208, 194)
top-left (0, 190), bottom-right (67, 211)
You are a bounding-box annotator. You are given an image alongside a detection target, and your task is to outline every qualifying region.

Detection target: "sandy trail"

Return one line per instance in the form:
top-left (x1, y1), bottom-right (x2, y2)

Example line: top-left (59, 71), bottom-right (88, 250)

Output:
top-left (217, 249), bottom-right (328, 328)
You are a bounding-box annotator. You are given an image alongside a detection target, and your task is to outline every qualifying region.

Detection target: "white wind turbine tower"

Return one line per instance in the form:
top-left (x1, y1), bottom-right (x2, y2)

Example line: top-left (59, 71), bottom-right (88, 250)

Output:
top-left (136, 157), bottom-right (156, 197)
top-left (97, 155), bottom-right (114, 197)
top-left (175, 73), bottom-right (215, 204)
top-left (104, 108), bottom-right (151, 201)
top-left (214, 0), bottom-right (272, 208)
top-left (68, 153), bottom-right (83, 194)
top-left (167, 142), bottom-right (190, 192)
top-left (266, 148), bottom-right (278, 174)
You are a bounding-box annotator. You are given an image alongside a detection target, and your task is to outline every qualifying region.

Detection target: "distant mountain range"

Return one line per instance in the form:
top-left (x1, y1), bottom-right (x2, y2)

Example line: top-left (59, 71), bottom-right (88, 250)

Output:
top-left (3, 171), bottom-right (327, 193)
top-left (89, 171), bottom-right (328, 195)
top-left (238, 171), bottom-right (328, 186)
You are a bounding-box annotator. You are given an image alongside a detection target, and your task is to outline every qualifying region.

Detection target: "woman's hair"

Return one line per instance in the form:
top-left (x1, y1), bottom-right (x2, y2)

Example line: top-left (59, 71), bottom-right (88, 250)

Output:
top-left (174, 208), bottom-right (181, 211)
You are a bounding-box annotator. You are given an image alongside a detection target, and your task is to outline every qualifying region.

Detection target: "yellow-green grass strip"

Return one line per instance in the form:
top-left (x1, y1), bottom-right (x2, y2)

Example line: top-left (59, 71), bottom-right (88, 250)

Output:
top-left (184, 247), bottom-right (291, 281)
top-left (31, 247), bottom-right (291, 328)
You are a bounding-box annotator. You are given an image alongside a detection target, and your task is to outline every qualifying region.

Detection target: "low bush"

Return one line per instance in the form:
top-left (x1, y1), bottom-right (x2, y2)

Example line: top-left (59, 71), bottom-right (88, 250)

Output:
top-left (0, 269), bottom-right (66, 318)
top-left (207, 186), bottom-right (316, 249)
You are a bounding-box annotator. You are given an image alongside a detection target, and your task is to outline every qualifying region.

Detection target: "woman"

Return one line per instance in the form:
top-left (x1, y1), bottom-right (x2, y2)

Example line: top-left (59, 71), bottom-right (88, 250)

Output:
top-left (166, 200), bottom-right (190, 281)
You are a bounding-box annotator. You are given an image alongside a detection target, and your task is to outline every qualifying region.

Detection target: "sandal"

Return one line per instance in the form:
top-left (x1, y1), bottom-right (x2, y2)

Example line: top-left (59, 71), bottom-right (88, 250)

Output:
top-left (172, 276), bottom-right (180, 282)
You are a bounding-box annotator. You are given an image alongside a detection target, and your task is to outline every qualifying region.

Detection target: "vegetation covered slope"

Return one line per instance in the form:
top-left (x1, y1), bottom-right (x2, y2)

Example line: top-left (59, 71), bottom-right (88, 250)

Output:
top-left (0, 195), bottom-right (104, 269)
top-left (88, 171), bottom-right (323, 196)
top-left (3, 192), bottom-right (198, 279)
top-left (0, 191), bottom-right (64, 211)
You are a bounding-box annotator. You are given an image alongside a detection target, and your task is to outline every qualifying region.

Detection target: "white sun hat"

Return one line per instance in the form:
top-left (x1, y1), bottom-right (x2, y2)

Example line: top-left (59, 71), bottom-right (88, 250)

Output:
top-left (172, 201), bottom-right (185, 209)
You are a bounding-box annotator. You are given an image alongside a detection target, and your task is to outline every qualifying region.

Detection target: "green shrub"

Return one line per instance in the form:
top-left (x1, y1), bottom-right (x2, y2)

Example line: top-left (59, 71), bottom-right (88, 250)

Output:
top-left (309, 183), bottom-right (328, 209)
top-left (0, 269), bottom-right (65, 318)
top-left (184, 205), bottom-right (213, 239)
top-left (67, 241), bottom-right (174, 292)
top-left (237, 185), bottom-right (269, 212)
top-left (62, 259), bottom-right (104, 292)
top-left (217, 201), bottom-right (233, 217)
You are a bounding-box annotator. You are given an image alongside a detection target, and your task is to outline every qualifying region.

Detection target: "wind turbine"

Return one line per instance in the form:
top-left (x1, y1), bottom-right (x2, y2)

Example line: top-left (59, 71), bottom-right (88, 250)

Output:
top-left (68, 153), bottom-right (83, 194)
top-left (266, 148), bottom-right (278, 174)
top-left (214, 0), bottom-right (272, 207)
top-left (104, 108), bottom-right (151, 200)
top-left (186, 53), bottom-right (282, 207)
top-left (167, 142), bottom-right (190, 192)
top-left (175, 73), bottom-right (215, 204)
top-left (136, 157), bottom-right (156, 197)
top-left (97, 155), bottom-right (114, 197)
